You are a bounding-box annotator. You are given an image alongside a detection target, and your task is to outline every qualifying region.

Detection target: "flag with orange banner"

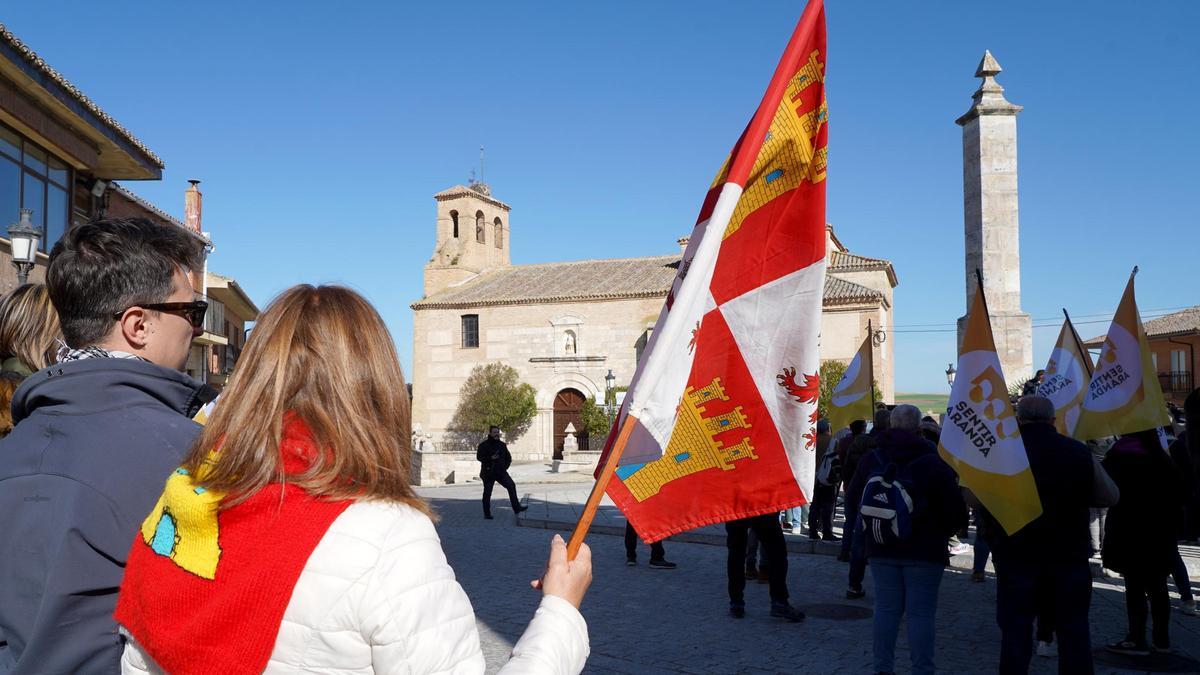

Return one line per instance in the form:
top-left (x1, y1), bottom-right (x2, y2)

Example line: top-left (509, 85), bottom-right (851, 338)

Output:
top-left (938, 275), bottom-right (1042, 535)
top-left (588, 0), bottom-right (828, 543)
top-left (1073, 268), bottom-right (1170, 441)
top-left (828, 327), bottom-right (875, 434)
top-left (1035, 313), bottom-right (1094, 437)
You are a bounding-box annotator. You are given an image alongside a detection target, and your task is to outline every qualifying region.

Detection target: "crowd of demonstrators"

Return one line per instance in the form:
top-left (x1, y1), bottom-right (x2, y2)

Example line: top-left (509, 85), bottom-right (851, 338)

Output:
top-left (117, 285), bottom-right (591, 673)
top-left (476, 425), bottom-right (527, 519)
top-left (0, 219), bottom-right (592, 675)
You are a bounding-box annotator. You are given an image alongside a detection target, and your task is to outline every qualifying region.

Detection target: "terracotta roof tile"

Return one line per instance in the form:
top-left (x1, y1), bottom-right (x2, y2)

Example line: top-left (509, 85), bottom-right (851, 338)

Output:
top-left (1084, 305), bottom-right (1200, 345)
top-left (0, 24), bottom-right (163, 169)
top-left (413, 256), bottom-right (889, 310)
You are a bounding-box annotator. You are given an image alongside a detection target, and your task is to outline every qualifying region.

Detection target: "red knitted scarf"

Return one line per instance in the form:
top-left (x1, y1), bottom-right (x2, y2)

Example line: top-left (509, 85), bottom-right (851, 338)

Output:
top-left (114, 420), bottom-right (353, 674)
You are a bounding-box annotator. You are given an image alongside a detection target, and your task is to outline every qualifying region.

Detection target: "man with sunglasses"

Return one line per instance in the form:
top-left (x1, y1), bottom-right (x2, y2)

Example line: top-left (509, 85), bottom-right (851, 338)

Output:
top-left (0, 217), bottom-right (217, 674)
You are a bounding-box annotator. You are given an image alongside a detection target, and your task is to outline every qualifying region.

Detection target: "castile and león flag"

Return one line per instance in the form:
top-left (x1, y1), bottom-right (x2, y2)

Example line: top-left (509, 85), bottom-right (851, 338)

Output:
top-left (573, 0), bottom-right (829, 550)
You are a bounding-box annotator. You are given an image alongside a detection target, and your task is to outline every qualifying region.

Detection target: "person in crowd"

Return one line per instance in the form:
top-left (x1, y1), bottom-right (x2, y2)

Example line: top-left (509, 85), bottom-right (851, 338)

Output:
top-left (1168, 410), bottom-right (1198, 615)
top-left (847, 404), bottom-right (968, 675)
top-left (625, 521), bottom-right (676, 569)
top-left (971, 508), bottom-right (991, 583)
top-left (810, 419), bottom-right (838, 541)
top-left (1102, 428), bottom-right (1182, 656)
top-left (842, 410), bottom-right (890, 597)
top-left (0, 283), bottom-right (61, 377)
top-left (836, 419), bottom-right (868, 563)
top-left (1181, 389), bottom-right (1200, 543)
top-left (0, 219), bottom-right (218, 673)
top-left (115, 285), bottom-right (591, 673)
top-left (725, 513), bottom-right (805, 621)
top-left (0, 372), bottom-right (21, 437)
top-left (477, 425), bottom-right (527, 519)
top-left (983, 396), bottom-right (1119, 674)
top-left (1022, 370), bottom-right (1046, 397)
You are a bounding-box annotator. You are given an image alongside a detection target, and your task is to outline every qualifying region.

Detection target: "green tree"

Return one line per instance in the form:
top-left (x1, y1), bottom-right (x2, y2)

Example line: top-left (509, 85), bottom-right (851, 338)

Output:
top-left (445, 363), bottom-right (537, 451)
top-left (580, 398), bottom-right (611, 438)
top-left (817, 360), bottom-right (885, 421)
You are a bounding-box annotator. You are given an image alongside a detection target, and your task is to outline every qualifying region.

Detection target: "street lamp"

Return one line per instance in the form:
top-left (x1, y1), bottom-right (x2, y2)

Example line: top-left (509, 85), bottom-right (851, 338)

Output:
top-left (604, 369), bottom-right (616, 418)
top-left (945, 363), bottom-right (957, 388)
top-left (7, 208), bottom-right (40, 285)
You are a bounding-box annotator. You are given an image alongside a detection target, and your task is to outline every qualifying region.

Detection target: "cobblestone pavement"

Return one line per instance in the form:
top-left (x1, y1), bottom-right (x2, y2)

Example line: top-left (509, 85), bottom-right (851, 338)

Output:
top-left (420, 482), bottom-right (1200, 674)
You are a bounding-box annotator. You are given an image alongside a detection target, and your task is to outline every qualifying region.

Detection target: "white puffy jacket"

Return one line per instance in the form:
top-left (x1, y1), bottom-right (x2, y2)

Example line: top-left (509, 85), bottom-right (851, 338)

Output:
top-left (120, 501), bottom-right (589, 674)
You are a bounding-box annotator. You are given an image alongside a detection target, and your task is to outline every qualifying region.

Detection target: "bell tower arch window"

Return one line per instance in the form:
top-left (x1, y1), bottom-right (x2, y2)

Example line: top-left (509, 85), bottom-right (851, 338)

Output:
top-left (494, 217), bottom-right (503, 248)
top-left (450, 210), bottom-right (459, 238)
top-left (475, 211), bottom-right (485, 243)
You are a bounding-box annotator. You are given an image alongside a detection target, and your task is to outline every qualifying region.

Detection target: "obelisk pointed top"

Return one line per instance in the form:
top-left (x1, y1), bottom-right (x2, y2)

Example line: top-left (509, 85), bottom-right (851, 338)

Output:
top-left (975, 50), bottom-right (1002, 78)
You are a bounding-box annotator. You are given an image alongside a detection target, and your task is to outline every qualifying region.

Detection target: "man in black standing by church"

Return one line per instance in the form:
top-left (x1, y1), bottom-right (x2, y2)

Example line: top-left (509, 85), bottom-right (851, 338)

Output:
top-left (478, 425), bottom-right (527, 519)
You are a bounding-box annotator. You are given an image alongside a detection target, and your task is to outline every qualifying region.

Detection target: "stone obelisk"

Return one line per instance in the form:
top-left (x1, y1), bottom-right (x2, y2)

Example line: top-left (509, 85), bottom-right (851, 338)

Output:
top-left (956, 50), bottom-right (1032, 383)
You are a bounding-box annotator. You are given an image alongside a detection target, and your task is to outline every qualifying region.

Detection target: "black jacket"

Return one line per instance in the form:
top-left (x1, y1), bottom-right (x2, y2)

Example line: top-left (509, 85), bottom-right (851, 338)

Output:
top-left (0, 358), bottom-right (215, 674)
top-left (848, 429), bottom-right (968, 565)
top-left (1102, 436), bottom-right (1181, 576)
top-left (985, 422), bottom-right (1097, 564)
top-left (476, 437), bottom-right (512, 477)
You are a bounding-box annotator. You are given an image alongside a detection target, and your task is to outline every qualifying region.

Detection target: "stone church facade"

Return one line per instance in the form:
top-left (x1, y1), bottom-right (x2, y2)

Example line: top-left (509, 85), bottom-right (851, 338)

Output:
top-left (410, 182), bottom-right (897, 477)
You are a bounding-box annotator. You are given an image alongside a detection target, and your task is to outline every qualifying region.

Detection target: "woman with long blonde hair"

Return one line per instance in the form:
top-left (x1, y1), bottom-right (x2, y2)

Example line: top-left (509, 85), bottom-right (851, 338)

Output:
top-left (115, 285), bottom-right (591, 674)
top-left (0, 283), bottom-right (61, 376)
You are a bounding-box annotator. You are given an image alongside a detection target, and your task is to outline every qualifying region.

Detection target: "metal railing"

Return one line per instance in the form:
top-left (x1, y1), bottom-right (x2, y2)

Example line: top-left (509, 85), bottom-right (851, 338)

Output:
top-left (1159, 371), bottom-right (1194, 394)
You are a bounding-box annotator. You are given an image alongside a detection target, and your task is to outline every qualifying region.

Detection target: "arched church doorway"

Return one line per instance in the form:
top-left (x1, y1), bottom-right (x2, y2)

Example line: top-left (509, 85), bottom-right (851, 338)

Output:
top-left (553, 388), bottom-right (587, 459)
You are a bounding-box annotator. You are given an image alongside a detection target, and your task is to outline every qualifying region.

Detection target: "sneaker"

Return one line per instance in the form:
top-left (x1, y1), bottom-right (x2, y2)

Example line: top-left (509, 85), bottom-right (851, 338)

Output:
top-left (648, 559), bottom-right (677, 570)
top-left (949, 543), bottom-right (972, 556)
top-left (1105, 640), bottom-right (1150, 656)
top-left (846, 585), bottom-right (866, 600)
top-left (781, 521), bottom-right (794, 531)
top-left (1036, 641), bottom-right (1056, 658)
top-left (626, 558), bottom-right (637, 567)
top-left (971, 571), bottom-right (986, 583)
top-left (729, 603), bottom-right (745, 618)
top-left (514, 505), bottom-right (528, 514)
top-left (1182, 599), bottom-right (1197, 616)
top-left (484, 514), bottom-right (494, 520)
top-left (770, 602), bottom-right (806, 622)
top-left (823, 534), bottom-right (840, 542)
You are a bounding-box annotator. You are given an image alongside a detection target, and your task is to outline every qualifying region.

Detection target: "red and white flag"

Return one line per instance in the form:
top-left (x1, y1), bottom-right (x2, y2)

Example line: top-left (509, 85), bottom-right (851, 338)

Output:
top-left (598, 0), bottom-right (828, 542)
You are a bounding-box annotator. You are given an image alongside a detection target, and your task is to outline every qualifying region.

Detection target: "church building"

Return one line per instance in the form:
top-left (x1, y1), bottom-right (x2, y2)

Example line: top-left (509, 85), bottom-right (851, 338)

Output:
top-left (410, 182), bottom-right (897, 465)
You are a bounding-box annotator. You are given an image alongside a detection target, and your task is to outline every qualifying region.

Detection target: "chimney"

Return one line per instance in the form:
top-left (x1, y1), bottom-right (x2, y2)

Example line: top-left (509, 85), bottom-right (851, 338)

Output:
top-left (677, 236), bottom-right (690, 256)
top-left (184, 179), bottom-right (202, 233)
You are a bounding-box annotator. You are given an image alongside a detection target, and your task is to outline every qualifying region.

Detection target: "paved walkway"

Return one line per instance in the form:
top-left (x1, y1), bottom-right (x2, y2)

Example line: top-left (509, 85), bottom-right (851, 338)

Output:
top-left (421, 475), bottom-right (1200, 674)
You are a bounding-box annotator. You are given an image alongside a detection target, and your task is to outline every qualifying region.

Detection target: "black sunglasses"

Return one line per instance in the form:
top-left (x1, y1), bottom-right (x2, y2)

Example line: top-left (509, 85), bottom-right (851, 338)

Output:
top-left (112, 301), bottom-right (209, 329)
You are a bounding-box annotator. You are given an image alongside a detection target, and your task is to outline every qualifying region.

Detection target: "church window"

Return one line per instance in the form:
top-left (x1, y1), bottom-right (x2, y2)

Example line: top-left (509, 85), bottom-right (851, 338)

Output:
top-left (450, 210), bottom-right (459, 238)
top-left (494, 217), bottom-right (503, 248)
top-left (461, 314), bottom-right (479, 349)
top-left (475, 211), bottom-right (485, 243)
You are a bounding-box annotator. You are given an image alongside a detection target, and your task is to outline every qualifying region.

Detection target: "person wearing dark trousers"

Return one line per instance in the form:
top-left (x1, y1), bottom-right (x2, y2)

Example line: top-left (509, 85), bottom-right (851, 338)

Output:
top-left (1103, 428), bottom-right (1180, 656)
top-left (624, 521), bottom-right (676, 569)
top-left (837, 419), bottom-right (869, 561)
top-left (842, 411), bottom-right (889, 596)
top-left (984, 396), bottom-right (1118, 674)
top-left (809, 420), bottom-right (838, 540)
top-left (477, 426), bottom-right (526, 519)
top-left (724, 513), bottom-right (804, 621)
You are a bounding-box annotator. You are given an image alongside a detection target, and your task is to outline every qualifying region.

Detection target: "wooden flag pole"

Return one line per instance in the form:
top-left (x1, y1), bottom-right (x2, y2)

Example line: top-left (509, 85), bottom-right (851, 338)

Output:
top-left (566, 420), bottom-right (636, 560)
top-left (1063, 308), bottom-right (1095, 378)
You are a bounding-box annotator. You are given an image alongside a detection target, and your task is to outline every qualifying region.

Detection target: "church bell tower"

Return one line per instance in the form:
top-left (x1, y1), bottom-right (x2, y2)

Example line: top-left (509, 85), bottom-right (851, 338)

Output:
top-left (423, 181), bottom-right (512, 297)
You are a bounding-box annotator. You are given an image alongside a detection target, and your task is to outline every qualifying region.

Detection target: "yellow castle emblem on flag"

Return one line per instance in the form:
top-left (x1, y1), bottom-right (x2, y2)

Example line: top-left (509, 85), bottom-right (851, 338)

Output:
top-left (621, 378), bottom-right (758, 502)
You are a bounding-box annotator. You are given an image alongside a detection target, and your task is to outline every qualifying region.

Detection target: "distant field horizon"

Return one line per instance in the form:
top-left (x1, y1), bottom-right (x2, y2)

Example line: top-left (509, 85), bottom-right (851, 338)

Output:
top-left (894, 392), bottom-right (950, 414)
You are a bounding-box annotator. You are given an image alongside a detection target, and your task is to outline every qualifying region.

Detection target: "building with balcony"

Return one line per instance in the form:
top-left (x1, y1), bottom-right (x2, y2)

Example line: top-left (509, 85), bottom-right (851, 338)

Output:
top-left (1085, 305), bottom-right (1199, 406)
top-left (203, 272), bottom-right (259, 389)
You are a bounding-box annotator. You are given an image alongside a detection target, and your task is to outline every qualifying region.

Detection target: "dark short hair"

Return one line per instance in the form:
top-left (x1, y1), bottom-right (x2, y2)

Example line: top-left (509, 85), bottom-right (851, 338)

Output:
top-left (849, 420), bottom-right (867, 435)
top-left (47, 218), bottom-right (204, 347)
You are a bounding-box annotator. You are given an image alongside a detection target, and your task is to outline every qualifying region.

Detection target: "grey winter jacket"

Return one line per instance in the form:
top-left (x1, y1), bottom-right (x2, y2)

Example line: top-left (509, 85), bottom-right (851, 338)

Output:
top-left (0, 358), bottom-right (215, 674)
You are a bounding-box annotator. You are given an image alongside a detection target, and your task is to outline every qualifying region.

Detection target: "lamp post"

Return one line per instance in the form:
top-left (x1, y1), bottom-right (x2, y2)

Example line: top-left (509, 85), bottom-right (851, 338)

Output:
top-left (604, 369), bottom-right (616, 419)
top-left (7, 209), bottom-right (40, 286)
top-left (945, 363), bottom-right (957, 389)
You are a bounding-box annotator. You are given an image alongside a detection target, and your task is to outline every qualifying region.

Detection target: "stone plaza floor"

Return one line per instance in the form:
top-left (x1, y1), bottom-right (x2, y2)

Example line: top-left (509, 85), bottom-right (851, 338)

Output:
top-left (419, 465), bottom-right (1200, 674)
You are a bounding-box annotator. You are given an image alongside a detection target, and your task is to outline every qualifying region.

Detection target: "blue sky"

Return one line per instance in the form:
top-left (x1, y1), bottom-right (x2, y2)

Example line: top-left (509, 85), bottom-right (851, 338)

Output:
top-left (4, 1), bottom-right (1196, 392)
